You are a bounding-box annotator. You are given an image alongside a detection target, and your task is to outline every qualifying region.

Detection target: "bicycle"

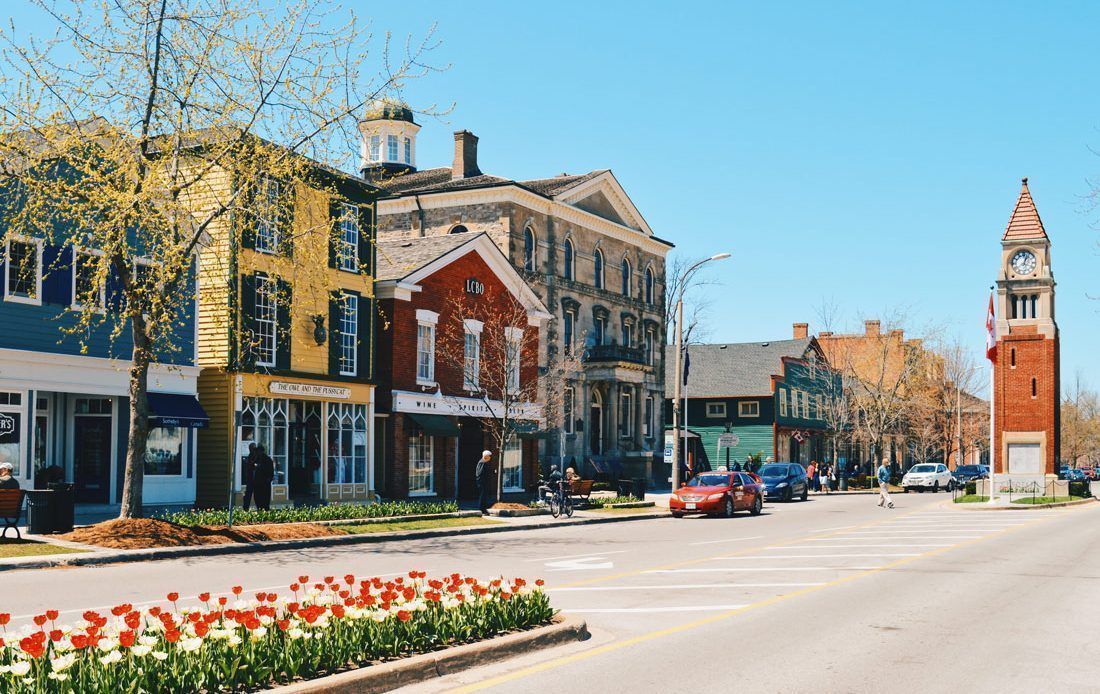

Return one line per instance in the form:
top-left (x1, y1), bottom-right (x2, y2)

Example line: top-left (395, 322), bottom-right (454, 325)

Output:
top-left (537, 476), bottom-right (574, 518)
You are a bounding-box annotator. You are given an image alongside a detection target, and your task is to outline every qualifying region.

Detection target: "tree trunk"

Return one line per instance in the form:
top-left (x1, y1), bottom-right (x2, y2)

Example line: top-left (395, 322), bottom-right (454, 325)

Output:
top-left (119, 313), bottom-right (152, 519)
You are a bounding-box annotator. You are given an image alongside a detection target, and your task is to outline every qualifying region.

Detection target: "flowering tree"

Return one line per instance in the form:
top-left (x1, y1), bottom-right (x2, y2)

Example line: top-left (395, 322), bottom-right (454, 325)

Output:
top-left (0, 0), bottom-right (440, 517)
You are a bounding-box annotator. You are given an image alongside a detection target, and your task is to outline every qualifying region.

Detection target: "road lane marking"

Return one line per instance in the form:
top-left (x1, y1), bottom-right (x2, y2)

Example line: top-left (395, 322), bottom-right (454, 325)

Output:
top-left (546, 557), bottom-right (615, 571)
top-left (689, 536), bottom-right (764, 545)
top-left (548, 583), bottom-right (825, 592)
top-left (561, 604), bottom-right (749, 614)
top-left (777, 544), bottom-right (955, 548)
top-left (448, 504), bottom-right (1095, 693)
top-left (644, 567), bottom-right (883, 573)
top-left (721, 553), bottom-right (920, 559)
top-left (526, 550), bottom-right (628, 562)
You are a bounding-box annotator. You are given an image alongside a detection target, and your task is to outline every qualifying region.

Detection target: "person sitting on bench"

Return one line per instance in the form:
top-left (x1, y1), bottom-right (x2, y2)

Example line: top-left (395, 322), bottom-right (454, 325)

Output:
top-left (0, 463), bottom-right (19, 490)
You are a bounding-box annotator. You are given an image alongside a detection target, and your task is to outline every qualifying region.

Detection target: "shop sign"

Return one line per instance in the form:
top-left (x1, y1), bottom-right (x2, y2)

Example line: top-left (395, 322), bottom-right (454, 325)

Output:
top-left (269, 382), bottom-right (351, 399)
top-left (0, 413), bottom-right (18, 442)
top-left (663, 433), bottom-right (674, 464)
top-left (717, 432), bottom-right (740, 449)
top-left (465, 278), bottom-right (485, 296)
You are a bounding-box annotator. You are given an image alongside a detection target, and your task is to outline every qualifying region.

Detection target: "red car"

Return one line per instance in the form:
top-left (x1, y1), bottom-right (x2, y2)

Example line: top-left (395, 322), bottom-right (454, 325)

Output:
top-left (669, 471), bottom-right (764, 518)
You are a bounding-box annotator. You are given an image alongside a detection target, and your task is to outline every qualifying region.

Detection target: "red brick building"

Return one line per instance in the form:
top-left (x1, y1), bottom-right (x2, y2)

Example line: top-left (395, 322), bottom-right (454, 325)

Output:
top-left (374, 232), bottom-right (551, 500)
top-left (993, 178), bottom-right (1060, 482)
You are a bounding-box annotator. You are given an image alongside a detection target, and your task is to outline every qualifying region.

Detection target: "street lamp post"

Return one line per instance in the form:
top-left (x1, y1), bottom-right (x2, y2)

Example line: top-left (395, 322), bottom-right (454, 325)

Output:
top-left (671, 252), bottom-right (730, 492)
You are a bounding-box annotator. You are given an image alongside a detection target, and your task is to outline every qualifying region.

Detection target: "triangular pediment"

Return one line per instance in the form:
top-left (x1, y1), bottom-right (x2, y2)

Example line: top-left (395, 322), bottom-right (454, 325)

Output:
top-left (555, 171), bottom-right (654, 236)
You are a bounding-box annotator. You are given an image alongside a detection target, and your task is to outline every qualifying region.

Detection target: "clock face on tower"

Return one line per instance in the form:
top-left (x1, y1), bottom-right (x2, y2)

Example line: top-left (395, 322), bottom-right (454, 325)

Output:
top-left (1010, 249), bottom-right (1036, 275)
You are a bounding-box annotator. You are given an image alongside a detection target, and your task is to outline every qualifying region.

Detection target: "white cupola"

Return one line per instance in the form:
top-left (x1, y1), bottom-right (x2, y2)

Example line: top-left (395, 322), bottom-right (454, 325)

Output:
top-left (358, 100), bottom-right (420, 177)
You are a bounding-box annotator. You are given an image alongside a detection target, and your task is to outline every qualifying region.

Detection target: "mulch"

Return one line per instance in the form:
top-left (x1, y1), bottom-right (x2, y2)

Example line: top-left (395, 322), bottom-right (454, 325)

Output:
top-left (59, 518), bottom-right (345, 549)
top-left (490, 502), bottom-right (531, 511)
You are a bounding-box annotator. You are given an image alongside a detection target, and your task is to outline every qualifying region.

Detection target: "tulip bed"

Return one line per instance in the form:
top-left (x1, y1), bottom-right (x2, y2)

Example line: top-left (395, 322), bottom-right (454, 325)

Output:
top-left (0, 571), bottom-right (553, 692)
top-left (158, 499), bottom-right (461, 527)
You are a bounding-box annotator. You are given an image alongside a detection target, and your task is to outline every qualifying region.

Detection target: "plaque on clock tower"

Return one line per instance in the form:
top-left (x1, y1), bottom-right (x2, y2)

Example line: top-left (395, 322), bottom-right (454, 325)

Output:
top-left (992, 178), bottom-right (1060, 488)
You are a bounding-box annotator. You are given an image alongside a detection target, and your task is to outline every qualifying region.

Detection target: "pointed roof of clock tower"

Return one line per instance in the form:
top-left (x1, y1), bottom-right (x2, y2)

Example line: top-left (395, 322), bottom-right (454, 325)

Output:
top-left (1003, 177), bottom-right (1049, 242)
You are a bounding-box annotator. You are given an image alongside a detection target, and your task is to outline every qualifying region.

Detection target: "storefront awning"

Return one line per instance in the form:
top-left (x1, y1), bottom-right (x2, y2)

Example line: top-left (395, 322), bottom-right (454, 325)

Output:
top-left (148, 393), bottom-right (210, 429)
top-left (407, 413), bottom-right (460, 437)
top-left (514, 421), bottom-right (547, 439)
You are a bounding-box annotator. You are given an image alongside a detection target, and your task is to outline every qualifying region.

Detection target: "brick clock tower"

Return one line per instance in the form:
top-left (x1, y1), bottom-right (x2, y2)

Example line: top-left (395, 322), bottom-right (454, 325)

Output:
top-left (993, 178), bottom-right (1060, 482)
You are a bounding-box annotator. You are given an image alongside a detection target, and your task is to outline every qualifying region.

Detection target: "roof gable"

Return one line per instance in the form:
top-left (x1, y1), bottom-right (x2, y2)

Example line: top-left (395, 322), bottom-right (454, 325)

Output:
top-left (1003, 177), bottom-right (1048, 242)
top-left (553, 171), bottom-right (653, 236)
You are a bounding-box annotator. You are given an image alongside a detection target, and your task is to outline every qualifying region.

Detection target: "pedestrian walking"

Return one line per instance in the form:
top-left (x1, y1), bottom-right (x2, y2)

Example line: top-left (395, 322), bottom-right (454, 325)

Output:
top-left (829, 463), bottom-right (837, 491)
top-left (476, 450), bottom-right (495, 515)
top-left (820, 463), bottom-right (831, 494)
top-left (876, 460), bottom-right (894, 509)
top-left (252, 444), bottom-right (275, 511)
top-left (807, 461), bottom-right (817, 492)
top-left (241, 443), bottom-right (257, 510)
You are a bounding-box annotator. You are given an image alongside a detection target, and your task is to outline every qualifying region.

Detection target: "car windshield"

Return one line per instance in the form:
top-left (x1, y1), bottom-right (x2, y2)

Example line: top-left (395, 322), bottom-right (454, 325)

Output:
top-left (758, 464), bottom-right (790, 477)
top-left (910, 465), bottom-right (936, 473)
top-left (687, 474), bottom-right (730, 487)
top-left (958, 466), bottom-right (977, 474)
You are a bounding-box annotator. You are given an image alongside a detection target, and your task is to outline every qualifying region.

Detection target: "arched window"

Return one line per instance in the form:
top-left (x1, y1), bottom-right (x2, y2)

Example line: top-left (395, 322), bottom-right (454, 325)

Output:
top-left (523, 227), bottom-right (536, 271)
top-left (644, 266), bottom-right (654, 304)
top-left (562, 238), bottom-right (575, 281)
top-left (593, 248), bottom-right (604, 289)
top-left (449, 224), bottom-right (469, 235)
top-left (621, 257), bottom-right (632, 297)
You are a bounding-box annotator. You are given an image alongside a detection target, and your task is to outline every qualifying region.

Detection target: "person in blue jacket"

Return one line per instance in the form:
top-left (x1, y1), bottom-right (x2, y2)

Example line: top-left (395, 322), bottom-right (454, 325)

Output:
top-left (876, 460), bottom-right (894, 509)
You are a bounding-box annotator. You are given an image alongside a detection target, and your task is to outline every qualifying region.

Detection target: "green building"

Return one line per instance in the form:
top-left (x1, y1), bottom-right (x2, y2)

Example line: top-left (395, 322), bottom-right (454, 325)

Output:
top-left (664, 335), bottom-right (838, 474)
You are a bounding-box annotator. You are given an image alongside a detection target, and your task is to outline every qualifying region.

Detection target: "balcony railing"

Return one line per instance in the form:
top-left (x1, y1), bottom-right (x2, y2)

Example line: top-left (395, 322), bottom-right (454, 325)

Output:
top-left (583, 344), bottom-right (648, 366)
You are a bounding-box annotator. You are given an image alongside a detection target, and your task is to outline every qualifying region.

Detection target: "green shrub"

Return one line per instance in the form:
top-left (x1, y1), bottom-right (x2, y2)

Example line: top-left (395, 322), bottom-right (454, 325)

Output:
top-left (1068, 480), bottom-right (1091, 499)
top-left (591, 482), bottom-right (613, 492)
top-left (586, 495), bottom-right (641, 508)
top-left (159, 500), bottom-right (460, 527)
top-left (965, 481), bottom-right (977, 495)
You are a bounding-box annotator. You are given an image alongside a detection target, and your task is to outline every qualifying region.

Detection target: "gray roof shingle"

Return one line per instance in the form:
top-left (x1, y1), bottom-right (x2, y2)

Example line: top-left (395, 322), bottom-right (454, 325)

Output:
top-left (665, 339), bottom-right (815, 397)
top-left (375, 167), bottom-right (605, 198)
top-left (375, 232), bottom-right (485, 281)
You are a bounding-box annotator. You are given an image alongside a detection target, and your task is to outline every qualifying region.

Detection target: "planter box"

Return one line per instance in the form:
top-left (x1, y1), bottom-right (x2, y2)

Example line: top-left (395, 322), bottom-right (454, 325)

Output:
top-left (490, 507), bottom-right (549, 517)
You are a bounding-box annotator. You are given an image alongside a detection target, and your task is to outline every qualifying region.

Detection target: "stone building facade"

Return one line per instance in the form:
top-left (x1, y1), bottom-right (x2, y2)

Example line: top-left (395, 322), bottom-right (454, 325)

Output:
top-left (362, 107), bottom-right (673, 481)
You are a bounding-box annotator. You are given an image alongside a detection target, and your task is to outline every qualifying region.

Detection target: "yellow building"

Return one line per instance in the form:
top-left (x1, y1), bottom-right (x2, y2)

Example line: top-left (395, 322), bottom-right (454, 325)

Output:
top-left (193, 157), bottom-right (379, 508)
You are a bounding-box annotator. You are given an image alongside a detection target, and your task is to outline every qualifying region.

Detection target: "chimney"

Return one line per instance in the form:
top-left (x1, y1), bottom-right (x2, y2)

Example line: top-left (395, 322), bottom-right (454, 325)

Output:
top-left (452, 130), bottom-right (481, 180)
top-left (864, 320), bottom-right (880, 337)
top-left (818, 331), bottom-right (833, 338)
top-left (792, 322), bottom-right (809, 340)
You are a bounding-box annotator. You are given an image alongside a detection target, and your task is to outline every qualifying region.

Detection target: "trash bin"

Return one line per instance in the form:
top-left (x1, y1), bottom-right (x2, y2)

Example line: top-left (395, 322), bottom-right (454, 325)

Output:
top-left (632, 477), bottom-right (648, 499)
top-left (24, 489), bottom-right (55, 535)
top-left (616, 480), bottom-right (633, 497)
top-left (48, 482), bottom-right (75, 533)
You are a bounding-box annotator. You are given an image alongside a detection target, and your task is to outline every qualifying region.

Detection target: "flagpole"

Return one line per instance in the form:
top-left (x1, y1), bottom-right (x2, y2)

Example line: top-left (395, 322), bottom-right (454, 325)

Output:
top-left (988, 360), bottom-right (995, 503)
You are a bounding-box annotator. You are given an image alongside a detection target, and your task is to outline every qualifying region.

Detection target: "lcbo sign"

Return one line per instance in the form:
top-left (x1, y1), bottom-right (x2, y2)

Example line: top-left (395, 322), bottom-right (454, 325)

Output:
top-left (465, 278), bottom-right (485, 296)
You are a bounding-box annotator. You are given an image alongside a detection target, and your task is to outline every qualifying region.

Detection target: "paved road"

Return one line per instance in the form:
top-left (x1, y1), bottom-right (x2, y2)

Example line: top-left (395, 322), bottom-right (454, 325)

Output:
top-left (4, 493), bottom-right (1097, 693)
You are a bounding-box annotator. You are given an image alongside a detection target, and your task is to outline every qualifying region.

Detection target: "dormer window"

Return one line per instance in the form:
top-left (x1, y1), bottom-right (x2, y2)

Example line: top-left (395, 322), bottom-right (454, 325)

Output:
top-left (387, 134), bottom-right (399, 161)
top-left (404, 137), bottom-right (412, 164)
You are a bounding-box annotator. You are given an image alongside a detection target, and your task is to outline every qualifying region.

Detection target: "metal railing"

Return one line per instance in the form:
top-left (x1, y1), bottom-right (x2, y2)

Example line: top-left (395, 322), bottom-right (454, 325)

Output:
top-left (583, 344), bottom-right (647, 365)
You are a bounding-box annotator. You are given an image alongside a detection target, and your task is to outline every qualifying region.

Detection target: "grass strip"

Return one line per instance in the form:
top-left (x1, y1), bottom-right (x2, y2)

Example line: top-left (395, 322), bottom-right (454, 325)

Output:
top-left (0, 539), bottom-right (87, 559)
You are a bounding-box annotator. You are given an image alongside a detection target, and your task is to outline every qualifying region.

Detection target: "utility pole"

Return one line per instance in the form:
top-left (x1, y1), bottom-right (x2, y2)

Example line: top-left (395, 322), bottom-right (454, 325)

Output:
top-left (671, 253), bottom-right (730, 492)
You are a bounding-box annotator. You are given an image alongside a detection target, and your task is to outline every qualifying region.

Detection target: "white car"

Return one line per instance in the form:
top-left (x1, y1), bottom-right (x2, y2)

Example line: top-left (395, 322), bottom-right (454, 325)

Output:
top-left (902, 463), bottom-right (954, 493)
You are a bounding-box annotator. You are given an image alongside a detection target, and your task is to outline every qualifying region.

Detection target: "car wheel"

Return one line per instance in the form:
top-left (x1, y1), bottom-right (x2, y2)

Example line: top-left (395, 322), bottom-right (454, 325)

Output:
top-left (671, 511), bottom-right (684, 519)
top-left (933, 481), bottom-right (940, 493)
top-left (800, 486), bottom-right (808, 502)
top-left (724, 497), bottom-right (735, 518)
top-left (783, 488), bottom-right (792, 503)
top-left (750, 495), bottom-right (763, 516)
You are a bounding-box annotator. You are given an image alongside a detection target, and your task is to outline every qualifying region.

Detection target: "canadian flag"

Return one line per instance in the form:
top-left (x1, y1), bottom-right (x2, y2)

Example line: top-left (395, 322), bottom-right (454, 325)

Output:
top-left (985, 293), bottom-right (997, 363)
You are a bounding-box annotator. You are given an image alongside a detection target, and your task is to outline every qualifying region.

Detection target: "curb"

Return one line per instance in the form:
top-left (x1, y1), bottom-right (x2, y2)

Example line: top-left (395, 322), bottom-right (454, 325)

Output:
top-left (0, 511), bottom-right (669, 573)
top-left (606, 501), bottom-right (656, 509)
top-left (268, 614), bottom-right (588, 693)
top-left (948, 497), bottom-right (1097, 511)
top-left (490, 508), bottom-right (550, 518)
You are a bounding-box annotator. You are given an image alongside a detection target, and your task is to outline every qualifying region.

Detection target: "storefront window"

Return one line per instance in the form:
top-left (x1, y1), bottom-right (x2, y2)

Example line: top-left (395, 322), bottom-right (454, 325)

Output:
top-left (327, 403), bottom-right (367, 484)
top-left (240, 397), bottom-right (288, 485)
top-left (34, 398), bottom-right (48, 472)
top-left (144, 427), bottom-right (183, 475)
top-left (0, 392), bottom-right (21, 476)
top-left (408, 426), bottom-right (434, 494)
top-left (502, 435), bottom-right (522, 491)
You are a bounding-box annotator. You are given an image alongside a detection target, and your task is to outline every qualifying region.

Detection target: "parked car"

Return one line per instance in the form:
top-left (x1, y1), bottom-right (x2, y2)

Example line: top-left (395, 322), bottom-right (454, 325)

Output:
top-left (1062, 468), bottom-right (1087, 482)
top-left (670, 471), bottom-right (764, 518)
top-left (901, 463), bottom-right (955, 492)
top-left (953, 464), bottom-right (989, 484)
top-left (757, 463), bottom-right (809, 502)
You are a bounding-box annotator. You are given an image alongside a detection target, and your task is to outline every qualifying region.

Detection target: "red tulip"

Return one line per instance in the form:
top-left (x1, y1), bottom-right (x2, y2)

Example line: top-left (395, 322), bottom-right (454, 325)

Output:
top-left (20, 636), bottom-right (45, 659)
top-left (344, 574), bottom-right (355, 585)
top-left (298, 575), bottom-right (309, 584)
top-left (231, 586), bottom-right (242, 596)
top-left (290, 583), bottom-right (299, 592)
top-left (0, 613), bottom-right (10, 626)
top-left (198, 592), bottom-right (210, 603)
top-left (397, 610), bottom-right (411, 622)
top-left (218, 597), bottom-right (228, 606)
top-left (167, 592), bottom-right (179, 602)
top-left (45, 610), bottom-right (59, 621)
top-left (49, 629), bottom-right (63, 642)
top-left (165, 629), bottom-right (181, 643)
top-left (119, 630), bottom-right (135, 648)
top-left (69, 634), bottom-right (87, 650)
top-left (32, 615), bottom-right (47, 627)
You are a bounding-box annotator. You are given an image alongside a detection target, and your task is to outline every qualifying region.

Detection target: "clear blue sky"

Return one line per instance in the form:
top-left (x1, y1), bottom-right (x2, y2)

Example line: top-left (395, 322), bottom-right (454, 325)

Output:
top-left (9, 1), bottom-right (1100, 391)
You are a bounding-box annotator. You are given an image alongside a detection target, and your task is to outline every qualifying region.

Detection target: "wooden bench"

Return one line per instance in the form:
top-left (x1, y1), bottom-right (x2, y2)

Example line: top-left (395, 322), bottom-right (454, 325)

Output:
top-left (0, 489), bottom-right (25, 540)
top-left (568, 479), bottom-right (594, 502)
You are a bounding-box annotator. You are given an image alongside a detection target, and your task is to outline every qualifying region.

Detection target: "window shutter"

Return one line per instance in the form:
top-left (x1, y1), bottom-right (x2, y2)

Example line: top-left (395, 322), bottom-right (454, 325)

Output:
top-left (275, 278), bottom-right (292, 371)
top-left (357, 204), bottom-right (372, 276)
top-left (357, 295), bottom-right (372, 380)
top-left (42, 244), bottom-right (72, 306)
top-left (238, 272), bottom-right (257, 370)
top-left (327, 199), bottom-right (339, 269)
top-left (279, 182), bottom-right (295, 258)
top-left (238, 179), bottom-right (256, 251)
top-left (328, 291), bottom-right (342, 376)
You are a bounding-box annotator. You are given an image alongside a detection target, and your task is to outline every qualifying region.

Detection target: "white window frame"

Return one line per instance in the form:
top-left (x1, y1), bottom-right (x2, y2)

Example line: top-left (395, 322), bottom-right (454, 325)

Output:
top-left (505, 326), bottom-right (523, 391)
top-left (416, 309), bottom-right (438, 385)
top-left (408, 428), bottom-right (435, 495)
top-left (387, 134), bottom-right (399, 161)
top-left (739, 401), bottom-right (760, 418)
top-left (706, 401), bottom-right (727, 419)
top-left (3, 235), bottom-right (43, 306)
top-left (778, 389), bottom-right (788, 418)
top-left (594, 314), bottom-right (606, 346)
top-left (327, 402), bottom-right (367, 485)
top-left (254, 274), bottom-right (278, 368)
top-left (369, 135), bottom-right (381, 162)
top-left (463, 318), bottom-right (483, 391)
top-left (255, 176), bottom-right (283, 255)
top-left (337, 202), bottom-right (360, 272)
top-left (404, 137), bottom-right (412, 164)
top-left (339, 293), bottom-right (358, 377)
top-left (0, 390), bottom-right (25, 477)
top-left (502, 435), bottom-right (523, 492)
top-left (71, 247), bottom-right (106, 312)
top-left (563, 386), bottom-right (575, 434)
